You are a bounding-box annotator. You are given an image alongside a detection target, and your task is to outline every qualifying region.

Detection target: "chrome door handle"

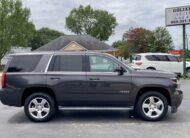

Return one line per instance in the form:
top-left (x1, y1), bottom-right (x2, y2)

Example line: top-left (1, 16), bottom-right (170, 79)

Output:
top-left (89, 78), bottom-right (100, 81)
top-left (50, 77), bottom-right (60, 80)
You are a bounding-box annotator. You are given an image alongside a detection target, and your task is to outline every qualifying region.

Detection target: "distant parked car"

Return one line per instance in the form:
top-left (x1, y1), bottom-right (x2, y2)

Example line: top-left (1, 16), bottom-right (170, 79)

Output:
top-left (130, 53), bottom-right (190, 76)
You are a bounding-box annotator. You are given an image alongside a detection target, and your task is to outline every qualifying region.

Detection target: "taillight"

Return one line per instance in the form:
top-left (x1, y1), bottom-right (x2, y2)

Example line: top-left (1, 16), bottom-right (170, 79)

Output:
top-left (1, 71), bottom-right (5, 89)
top-left (135, 61), bottom-right (142, 65)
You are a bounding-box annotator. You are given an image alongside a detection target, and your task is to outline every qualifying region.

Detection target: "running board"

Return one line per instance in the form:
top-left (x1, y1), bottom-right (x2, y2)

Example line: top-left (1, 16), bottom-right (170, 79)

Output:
top-left (58, 106), bottom-right (134, 111)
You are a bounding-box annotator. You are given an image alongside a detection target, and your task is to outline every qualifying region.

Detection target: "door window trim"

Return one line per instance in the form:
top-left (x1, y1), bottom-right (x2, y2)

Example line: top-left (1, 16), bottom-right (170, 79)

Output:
top-left (46, 54), bottom-right (85, 73)
top-left (45, 55), bottom-right (53, 72)
top-left (86, 54), bottom-right (128, 74)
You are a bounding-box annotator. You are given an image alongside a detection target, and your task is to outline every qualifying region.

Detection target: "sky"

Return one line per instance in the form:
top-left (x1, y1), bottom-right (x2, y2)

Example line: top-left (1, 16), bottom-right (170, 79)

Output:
top-left (22, 0), bottom-right (190, 49)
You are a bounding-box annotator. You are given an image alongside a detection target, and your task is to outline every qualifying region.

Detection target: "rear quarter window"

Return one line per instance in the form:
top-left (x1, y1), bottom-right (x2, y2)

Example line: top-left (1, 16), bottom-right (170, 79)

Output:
top-left (7, 55), bottom-right (42, 72)
top-left (132, 55), bottom-right (141, 61)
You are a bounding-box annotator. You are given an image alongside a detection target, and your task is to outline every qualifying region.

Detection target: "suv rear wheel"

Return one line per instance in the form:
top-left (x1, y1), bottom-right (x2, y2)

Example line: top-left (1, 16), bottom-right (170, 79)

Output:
top-left (136, 91), bottom-right (168, 121)
top-left (24, 92), bottom-right (56, 122)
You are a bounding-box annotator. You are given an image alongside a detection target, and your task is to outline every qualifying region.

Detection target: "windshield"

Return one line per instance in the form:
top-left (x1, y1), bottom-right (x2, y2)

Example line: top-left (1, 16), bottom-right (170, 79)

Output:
top-left (120, 60), bottom-right (135, 71)
top-left (108, 54), bottom-right (135, 71)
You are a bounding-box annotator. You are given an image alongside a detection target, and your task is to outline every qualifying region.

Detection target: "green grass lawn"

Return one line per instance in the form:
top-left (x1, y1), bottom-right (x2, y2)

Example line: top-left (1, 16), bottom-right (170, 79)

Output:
top-left (181, 77), bottom-right (190, 80)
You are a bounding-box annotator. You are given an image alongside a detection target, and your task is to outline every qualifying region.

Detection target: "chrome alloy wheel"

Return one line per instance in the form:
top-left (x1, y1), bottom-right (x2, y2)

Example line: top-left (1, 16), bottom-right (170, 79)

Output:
top-left (28, 97), bottom-right (50, 119)
top-left (142, 96), bottom-right (164, 119)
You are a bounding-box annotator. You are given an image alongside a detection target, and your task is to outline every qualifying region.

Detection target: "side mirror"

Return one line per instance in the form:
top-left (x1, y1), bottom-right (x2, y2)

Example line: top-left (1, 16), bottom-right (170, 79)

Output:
top-left (114, 67), bottom-right (125, 75)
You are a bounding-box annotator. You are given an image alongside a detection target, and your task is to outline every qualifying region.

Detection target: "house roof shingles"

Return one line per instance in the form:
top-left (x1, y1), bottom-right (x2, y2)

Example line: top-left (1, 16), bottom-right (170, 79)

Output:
top-left (36, 35), bottom-right (115, 51)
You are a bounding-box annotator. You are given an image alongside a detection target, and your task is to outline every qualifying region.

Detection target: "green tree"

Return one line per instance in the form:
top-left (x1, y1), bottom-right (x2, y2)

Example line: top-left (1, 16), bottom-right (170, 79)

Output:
top-left (112, 40), bottom-right (130, 59)
top-left (148, 27), bottom-right (173, 52)
top-left (0, 0), bottom-right (35, 60)
top-left (29, 27), bottom-right (64, 50)
top-left (66, 5), bottom-right (117, 41)
top-left (112, 40), bottom-right (124, 49)
top-left (123, 28), bottom-right (152, 53)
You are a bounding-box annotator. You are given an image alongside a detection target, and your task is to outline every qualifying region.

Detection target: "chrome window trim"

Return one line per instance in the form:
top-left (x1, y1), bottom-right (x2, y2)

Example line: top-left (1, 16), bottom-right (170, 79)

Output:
top-left (45, 54), bottom-right (85, 73)
top-left (6, 72), bottom-right (47, 75)
top-left (47, 71), bottom-right (86, 75)
top-left (86, 72), bottom-right (119, 75)
top-left (45, 54), bottom-right (54, 73)
top-left (86, 54), bottom-right (130, 74)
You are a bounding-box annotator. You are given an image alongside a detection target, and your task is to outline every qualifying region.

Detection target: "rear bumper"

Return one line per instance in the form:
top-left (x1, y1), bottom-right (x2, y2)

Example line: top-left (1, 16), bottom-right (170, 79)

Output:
top-left (171, 90), bottom-right (183, 113)
top-left (0, 88), bottom-right (23, 107)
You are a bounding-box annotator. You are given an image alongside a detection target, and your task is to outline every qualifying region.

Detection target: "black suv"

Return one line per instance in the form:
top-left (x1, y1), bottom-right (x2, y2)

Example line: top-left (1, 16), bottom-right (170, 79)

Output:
top-left (0, 52), bottom-right (183, 122)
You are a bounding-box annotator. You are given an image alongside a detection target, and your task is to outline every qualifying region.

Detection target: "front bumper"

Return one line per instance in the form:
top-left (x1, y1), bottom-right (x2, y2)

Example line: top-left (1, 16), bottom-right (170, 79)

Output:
top-left (171, 89), bottom-right (183, 113)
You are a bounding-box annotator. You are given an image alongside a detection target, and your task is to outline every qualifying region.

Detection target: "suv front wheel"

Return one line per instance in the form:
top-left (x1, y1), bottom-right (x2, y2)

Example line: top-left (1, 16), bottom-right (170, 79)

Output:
top-left (136, 91), bottom-right (168, 121)
top-left (24, 92), bottom-right (56, 122)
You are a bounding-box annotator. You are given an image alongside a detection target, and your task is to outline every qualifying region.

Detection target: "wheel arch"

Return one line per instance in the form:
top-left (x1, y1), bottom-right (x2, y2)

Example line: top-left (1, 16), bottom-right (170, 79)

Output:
top-left (22, 87), bottom-right (57, 106)
top-left (146, 67), bottom-right (156, 70)
top-left (186, 66), bottom-right (190, 71)
top-left (135, 87), bottom-right (171, 107)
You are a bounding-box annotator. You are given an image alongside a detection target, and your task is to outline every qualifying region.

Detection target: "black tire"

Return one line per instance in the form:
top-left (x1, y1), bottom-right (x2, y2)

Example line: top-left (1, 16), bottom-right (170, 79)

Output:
top-left (186, 68), bottom-right (190, 76)
top-left (136, 91), bottom-right (168, 121)
top-left (147, 67), bottom-right (156, 70)
top-left (24, 92), bottom-right (56, 122)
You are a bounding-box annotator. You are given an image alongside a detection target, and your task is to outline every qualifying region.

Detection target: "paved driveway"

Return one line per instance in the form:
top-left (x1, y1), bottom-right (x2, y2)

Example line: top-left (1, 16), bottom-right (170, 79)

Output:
top-left (0, 80), bottom-right (189, 138)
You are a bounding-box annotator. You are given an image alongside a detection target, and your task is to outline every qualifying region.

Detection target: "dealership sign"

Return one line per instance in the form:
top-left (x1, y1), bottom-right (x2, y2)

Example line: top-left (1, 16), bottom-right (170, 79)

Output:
top-left (166, 5), bottom-right (190, 26)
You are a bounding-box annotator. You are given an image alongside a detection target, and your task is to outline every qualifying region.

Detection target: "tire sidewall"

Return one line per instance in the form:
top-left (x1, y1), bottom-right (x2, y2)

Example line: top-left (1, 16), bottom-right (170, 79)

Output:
top-left (187, 68), bottom-right (190, 76)
top-left (136, 91), bottom-right (168, 121)
top-left (24, 92), bottom-right (56, 122)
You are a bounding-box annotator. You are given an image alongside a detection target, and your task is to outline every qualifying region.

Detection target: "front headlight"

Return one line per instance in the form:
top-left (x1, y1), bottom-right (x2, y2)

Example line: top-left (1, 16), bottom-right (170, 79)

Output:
top-left (171, 78), bottom-right (180, 89)
top-left (171, 78), bottom-right (177, 84)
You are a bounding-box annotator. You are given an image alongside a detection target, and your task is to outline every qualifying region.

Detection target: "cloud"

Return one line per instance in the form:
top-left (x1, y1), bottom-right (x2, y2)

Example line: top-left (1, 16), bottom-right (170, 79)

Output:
top-left (22, 0), bottom-right (190, 49)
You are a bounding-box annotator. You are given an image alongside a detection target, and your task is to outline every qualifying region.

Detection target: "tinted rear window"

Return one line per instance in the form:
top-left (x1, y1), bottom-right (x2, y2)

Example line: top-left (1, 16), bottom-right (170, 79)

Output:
top-left (145, 55), bottom-right (158, 61)
top-left (132, 55), bottom-right (141, 61)
top-left (7, 55), bottom-right (42, 72)
top-left (48, 55), bottom-right (84, 72)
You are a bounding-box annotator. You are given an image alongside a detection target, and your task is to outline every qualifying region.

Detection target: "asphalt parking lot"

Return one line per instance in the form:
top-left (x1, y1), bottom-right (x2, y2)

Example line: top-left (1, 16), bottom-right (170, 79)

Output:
top-left (0, 80), bottom-right (189, 138)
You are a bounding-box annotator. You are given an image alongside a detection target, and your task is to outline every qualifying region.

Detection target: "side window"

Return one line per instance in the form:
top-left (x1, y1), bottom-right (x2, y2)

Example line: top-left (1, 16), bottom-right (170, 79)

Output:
top-left (48, 55), bottom-right (83, 72)
top-left (156, 55), bottom-right (168, 61)
top-left (89, 56), bottom-right (119, 72)
top-left (133, 55), bottom-right (141, 61)
top-left (136, 55), bottom-right (141, 61)
top-left (145, 55), bottom-right (159, 61)
top-left (146, 55), bottom-right (168, 61)
top-left (7, 55), bottom-right (42, 72)
top-left (167, 55), bottom-right (178, 62)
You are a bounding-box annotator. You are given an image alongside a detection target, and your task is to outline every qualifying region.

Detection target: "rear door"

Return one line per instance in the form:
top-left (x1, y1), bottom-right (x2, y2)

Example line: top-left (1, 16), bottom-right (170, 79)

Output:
top-left (46, 53), bottom-right (87, 106)
top-left (145, 55), bottom-right (168, 71)
top-left (86, 54), bottom-right (131, 106)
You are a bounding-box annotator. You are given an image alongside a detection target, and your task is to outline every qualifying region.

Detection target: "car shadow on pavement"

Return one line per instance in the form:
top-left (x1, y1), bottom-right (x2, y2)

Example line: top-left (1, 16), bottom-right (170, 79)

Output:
top-left (7, 110), bottom-right (142, 124)
top-left (7, 108), bottom-right (188, 124)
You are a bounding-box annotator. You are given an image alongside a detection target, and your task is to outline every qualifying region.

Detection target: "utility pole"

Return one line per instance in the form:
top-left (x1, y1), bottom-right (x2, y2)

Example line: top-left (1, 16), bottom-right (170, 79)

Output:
top-left (186, 34), bottom-right (189, 57)
top-left (183, 25), bottom-right (186, 77)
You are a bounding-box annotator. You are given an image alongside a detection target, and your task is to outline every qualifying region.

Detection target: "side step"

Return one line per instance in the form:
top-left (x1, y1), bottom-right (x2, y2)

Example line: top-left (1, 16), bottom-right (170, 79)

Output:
top-left (58, 106), bottom-right (134, 111)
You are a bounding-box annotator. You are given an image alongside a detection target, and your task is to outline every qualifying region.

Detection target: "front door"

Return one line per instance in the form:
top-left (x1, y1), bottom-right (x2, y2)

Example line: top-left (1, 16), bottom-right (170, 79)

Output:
top-left (86, 54), bottom-right (131, 106)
